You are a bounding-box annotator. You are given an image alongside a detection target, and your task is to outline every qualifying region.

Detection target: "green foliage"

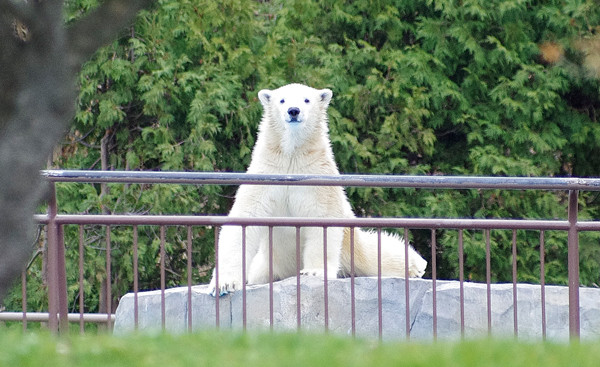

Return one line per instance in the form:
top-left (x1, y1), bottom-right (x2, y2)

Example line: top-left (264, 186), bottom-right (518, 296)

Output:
top-left (5, 0), bottom-right (600, 314)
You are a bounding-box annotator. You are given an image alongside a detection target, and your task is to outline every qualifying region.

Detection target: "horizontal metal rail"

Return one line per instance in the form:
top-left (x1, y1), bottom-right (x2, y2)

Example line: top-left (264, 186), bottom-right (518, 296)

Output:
top-left (33, 213), bottom-right (599, 231)
top-left (0, 312), bottom-right (114, 324)
top-left (41, 170), bottom-right (600, 191)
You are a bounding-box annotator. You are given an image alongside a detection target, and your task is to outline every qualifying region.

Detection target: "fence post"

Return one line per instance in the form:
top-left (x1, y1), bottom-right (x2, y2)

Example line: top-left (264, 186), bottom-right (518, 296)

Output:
top-left (46, 182), bottom-right (59, 333)
top-left (57, 224), bottom-right (69, 333)
top-left (46, 181), bottom-right (69, 334)
top-left (567, 190), bottom-right (580, 340)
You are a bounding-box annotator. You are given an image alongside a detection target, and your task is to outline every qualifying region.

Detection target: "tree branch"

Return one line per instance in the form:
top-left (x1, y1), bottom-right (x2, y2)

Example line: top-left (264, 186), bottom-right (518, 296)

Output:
top-left (66, 0), bottom-right (155, 70)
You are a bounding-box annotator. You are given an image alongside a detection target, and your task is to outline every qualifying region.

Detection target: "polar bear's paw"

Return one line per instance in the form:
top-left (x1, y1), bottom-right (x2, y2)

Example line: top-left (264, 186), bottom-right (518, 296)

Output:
top-left (407, 250), bottom-right (428, 278)
top-left (300, 268), bottom-right (324, 277)
top-left (300, 268), bottom-right (338, 279)
top-left (208, 275), bottom-right (242, 297)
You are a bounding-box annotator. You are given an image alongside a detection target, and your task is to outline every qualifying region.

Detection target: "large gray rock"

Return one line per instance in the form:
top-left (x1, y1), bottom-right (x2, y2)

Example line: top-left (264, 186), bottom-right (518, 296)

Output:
top-left (227, 276), bottom-right (431, 339)
top-left (113, 277), bottom-right (600, 341)
top-left (113, 286), bottom-right (230, 333)
top-left (411, 281), bottom-right (600, 340)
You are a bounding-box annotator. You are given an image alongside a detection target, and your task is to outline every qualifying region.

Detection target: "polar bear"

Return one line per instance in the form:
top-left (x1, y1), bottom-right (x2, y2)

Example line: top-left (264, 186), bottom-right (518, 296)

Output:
top-left (209, 83), bottom-right (427, 295)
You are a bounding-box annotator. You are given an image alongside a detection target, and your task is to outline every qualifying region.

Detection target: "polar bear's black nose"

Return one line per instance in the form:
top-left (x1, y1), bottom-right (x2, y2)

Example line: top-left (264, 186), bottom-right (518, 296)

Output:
top-left (287, 107), bottom-right (300, 118)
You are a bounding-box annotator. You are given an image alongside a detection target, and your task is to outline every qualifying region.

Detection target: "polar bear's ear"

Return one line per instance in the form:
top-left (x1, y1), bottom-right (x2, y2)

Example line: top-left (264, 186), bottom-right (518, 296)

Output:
top-left (319, 89), bottom-right (333, 105)
top-left (258, 89), bottom-right (272, 106)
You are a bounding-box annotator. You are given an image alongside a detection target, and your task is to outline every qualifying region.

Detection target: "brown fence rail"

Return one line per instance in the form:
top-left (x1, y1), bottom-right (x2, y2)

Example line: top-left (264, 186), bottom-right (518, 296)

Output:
top-left (2, 170), bottom-right (600, 339)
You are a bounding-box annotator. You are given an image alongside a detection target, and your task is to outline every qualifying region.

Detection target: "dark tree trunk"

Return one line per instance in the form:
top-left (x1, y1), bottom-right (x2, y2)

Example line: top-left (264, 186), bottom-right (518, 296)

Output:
top-left (0, 0), bottom-right (155, 302)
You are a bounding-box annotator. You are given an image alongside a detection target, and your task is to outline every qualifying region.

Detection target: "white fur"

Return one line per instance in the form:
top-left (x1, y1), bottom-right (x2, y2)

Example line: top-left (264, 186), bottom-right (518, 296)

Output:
top-left (209, 83), bottom-right (427, 295)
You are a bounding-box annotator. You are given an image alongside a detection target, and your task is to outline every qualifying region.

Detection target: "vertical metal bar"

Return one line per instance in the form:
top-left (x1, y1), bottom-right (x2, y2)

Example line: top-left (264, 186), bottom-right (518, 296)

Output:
top-left (323, 226), bottom-right (329, 333)
top-left (458, 230), bottom-right (465, 338)
top-left (214, 226), bottom-right (220, 328)
top-left (268, 226), bottom-right (274, 330)
top-left (21, 270), bottom-right (27, 331)
top-left (404, 228), bottom-right (410, 340)
top-left (241, 225), bottom-right (247, 331)
top-left (431, 229), bottom-right (437, 340)
top-left (485, 229), bottom-right (492, 336)
top-left (187, 226), bottom-right (193, 333)
top-left (350, 227), bottom-right (355, 337)
top-left (539, 230), bottom-right (546, 340)
top-left (79, 225), bottom-right (85, 333)
top-left (512, 229), bottom-right (518, 338)
top-left (133, 225), bottom-right (139, 331)
top-left (160, 225), bottom-right (166, 331)
top-left (296, 226), bottom-right (301, 330)
top-left (105, 226), bottom-right (112, 330)
top-left (57, 225), bottom-right (69, 333)
top-left (46, 182), bottom-right (59, 333)
top-left (567, 190), bottom-right (580, 340)
top-left (377, 228), bottom-right (382, 341)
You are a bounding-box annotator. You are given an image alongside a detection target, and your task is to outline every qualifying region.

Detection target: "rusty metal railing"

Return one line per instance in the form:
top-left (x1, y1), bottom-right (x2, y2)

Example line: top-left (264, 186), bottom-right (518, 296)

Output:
top-left (2, 170), bottom-right (599, 339)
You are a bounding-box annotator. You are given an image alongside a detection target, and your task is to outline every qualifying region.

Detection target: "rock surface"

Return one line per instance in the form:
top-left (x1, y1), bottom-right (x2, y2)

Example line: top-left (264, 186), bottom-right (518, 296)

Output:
top-left (114, 277), bottom-right (600, 341)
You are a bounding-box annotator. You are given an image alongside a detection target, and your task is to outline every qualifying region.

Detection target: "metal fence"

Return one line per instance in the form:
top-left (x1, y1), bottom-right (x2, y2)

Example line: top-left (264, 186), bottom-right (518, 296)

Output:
top-left (2, 170), bottom-right (600, 339)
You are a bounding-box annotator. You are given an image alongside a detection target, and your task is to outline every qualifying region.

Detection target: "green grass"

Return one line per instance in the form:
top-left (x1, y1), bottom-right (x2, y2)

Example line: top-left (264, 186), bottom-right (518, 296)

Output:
top-left (0, 328), bottom-right (598, 367)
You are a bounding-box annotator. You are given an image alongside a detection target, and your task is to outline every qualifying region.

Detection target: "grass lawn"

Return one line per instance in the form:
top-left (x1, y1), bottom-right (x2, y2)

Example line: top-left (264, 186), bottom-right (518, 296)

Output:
top-left (0, 328), bottom-right (598, 367)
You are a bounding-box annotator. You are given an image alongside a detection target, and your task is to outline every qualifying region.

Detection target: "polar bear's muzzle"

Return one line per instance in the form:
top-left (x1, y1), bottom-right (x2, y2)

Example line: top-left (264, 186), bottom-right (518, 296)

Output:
top-left (287, 107), bottom-right (301, 123)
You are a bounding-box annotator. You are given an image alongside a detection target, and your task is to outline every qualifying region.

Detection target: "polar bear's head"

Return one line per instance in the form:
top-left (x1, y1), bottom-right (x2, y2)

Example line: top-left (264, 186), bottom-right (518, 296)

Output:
top-left (258, 83), bottom-right (333, 126)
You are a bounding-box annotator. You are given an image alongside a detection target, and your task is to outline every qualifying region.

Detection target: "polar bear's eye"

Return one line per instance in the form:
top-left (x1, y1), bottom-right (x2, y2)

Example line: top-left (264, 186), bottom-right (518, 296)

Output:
top-left (280, 99), bottom-right (285, 104)
top-left (304, 99), bottom-right (310, 104)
